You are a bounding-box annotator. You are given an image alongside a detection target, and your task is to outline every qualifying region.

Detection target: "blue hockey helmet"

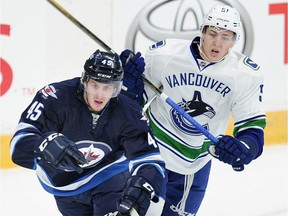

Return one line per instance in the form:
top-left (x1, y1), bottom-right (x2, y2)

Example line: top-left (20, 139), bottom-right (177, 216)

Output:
top-left (81, 50), bottom-right (123, 97)
top-left (82, 49), bottom-right (123, 84)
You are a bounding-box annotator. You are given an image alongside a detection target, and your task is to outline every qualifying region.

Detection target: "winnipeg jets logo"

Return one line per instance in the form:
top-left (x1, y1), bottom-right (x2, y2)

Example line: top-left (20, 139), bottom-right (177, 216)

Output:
top-left (76, 141), bottom-right (112, 168)
top-left (83, 144), bottom-right (101, 162)
top-left (40, 85), bottom-right (58, 99)
top-left (170, 91), bottom-right (215, 135)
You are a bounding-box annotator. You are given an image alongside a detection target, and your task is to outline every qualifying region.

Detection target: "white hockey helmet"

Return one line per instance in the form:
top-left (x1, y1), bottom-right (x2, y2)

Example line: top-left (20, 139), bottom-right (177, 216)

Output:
top-left (200, 4), bottom-right (242, 40)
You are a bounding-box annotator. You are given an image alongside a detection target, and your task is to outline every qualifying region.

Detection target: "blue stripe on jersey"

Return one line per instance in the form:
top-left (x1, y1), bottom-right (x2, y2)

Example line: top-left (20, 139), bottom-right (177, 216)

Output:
top-left (36, 156), bottom-right (129, 196)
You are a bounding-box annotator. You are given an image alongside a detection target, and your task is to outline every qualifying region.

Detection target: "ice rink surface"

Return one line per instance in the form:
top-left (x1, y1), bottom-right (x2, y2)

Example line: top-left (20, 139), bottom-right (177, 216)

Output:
top-left (1, 144), bottom-right (287, 216)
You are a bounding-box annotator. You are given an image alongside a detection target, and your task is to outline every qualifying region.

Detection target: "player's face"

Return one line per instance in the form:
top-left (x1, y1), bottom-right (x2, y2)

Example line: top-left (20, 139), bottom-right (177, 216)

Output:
top-left (201, 26), bottom-right (236, 61)
top-left (84, 79), bottom-right (116, 113)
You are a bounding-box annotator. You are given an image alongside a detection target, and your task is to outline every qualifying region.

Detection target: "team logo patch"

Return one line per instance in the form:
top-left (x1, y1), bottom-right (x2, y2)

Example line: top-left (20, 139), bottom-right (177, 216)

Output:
top-left (76, 141), bottom-right (112, 168)
top-left (40, 85), bottom-right (58, 99)
top-left (149, 40), bottom-right (166, 50)
top-left (244, 57), bottom-right (260, 70)
top-left (170, 91), bottom-right (215, 135)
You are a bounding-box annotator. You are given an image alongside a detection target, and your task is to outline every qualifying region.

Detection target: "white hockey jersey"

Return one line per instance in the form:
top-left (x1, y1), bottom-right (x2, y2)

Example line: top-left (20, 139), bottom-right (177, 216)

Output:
top-left (143, 38), bottom-right (266, 174)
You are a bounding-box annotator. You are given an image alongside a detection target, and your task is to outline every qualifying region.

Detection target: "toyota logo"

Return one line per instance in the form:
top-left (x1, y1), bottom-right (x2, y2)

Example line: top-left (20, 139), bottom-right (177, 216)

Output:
top-left (125, 0), bottom-right (254, 56)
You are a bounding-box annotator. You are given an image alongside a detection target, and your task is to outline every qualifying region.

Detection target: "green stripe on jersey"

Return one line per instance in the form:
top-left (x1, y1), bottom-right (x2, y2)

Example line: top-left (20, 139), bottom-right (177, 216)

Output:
top-left (233, 118), bottom-right (266, 136)
top-left (149, 117), bottom-right (211, 160)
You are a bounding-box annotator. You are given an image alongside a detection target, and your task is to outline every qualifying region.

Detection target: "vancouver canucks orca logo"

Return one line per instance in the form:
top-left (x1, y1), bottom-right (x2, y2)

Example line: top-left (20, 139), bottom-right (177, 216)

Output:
top-left (170, 91), bottom-right (216, 135)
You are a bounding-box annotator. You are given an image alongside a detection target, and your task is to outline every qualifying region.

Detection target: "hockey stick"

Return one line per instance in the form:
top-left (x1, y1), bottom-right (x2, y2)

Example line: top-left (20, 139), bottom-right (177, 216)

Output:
top-left (47, 0), bottom-right (115, 54)
top-left (130, 208), bottom-right (139, 216)
top-left (46, 0), bottom-right (244, 172)
top-left (46, 1), bottom-right (147, 215)
top-left (143, 79), bottom-right (243, 172)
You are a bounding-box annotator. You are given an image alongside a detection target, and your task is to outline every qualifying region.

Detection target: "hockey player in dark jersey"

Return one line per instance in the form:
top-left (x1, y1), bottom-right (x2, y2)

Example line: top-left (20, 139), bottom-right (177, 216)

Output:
top-left (10, 50), bottom-right (166, 216)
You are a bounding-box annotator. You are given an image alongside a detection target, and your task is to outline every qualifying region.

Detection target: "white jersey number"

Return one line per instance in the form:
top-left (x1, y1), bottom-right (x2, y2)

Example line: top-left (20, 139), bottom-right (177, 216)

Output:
top-left (26, 101), bottom-right (44, 121)
top-left (148, 132), bottom-right (158, 148)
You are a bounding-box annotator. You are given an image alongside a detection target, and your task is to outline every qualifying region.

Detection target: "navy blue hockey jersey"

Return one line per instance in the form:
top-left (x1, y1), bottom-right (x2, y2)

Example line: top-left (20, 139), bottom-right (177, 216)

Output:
top-left (10, 77), bottom-right (165, 196)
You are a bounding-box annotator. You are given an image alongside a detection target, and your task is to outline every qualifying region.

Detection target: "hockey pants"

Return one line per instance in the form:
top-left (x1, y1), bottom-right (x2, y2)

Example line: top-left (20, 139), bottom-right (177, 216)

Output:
top-left (161, 161), bottom-right (211, 216)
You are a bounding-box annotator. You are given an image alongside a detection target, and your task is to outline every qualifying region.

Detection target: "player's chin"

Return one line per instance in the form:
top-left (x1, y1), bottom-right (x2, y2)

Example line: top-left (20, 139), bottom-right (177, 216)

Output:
top-left (209, 51), bottom-right (221, 60)
top-left (210, 55), bottom-right (223, 62)
top-left (91, 102), bottom-right (105, 112)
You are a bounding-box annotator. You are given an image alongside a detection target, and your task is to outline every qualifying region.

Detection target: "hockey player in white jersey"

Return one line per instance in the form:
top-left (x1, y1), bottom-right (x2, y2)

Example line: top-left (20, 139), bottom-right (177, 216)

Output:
top-left (120, 4), bottom-right (266, 216)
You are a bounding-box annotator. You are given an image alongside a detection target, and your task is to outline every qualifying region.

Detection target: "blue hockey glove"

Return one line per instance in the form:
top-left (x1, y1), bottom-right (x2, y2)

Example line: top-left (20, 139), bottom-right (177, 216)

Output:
top-left (120, 50), bottom-right (145, 103)
top-left (213, 135), bottom-right (255, 165)
top-left (118, 176), bottom-right (155, 216)
top-left (231, 160), bottom-right (245, 172)
top-left (35, 132), bottom-right (86, 174)
top-left (120, 50), bottom-right (145, 88)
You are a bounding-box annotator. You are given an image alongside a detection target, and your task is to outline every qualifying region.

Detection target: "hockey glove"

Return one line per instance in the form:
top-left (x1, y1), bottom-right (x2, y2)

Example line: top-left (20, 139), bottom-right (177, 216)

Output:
top-left (120, 49), bottom-right (145, 103)
top-left (35, 132), bottom-right (86, 174)
top-left (117, 176), bottom-right (155, 216)
top-left (213, 135), bottom-right (256, 165)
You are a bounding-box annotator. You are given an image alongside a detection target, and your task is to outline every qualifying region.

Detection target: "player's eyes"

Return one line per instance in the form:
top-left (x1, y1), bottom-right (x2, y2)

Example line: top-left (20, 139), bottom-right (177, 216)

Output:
top-left (209, 33), bottom-right (217, 38)
top-left (103, 85), bottom-right (114, 91)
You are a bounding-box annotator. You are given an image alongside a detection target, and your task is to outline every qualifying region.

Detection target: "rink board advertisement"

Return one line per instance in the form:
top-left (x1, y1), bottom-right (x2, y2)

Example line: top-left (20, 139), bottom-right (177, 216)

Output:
top-left (1, 0), bottom-right (287, 168)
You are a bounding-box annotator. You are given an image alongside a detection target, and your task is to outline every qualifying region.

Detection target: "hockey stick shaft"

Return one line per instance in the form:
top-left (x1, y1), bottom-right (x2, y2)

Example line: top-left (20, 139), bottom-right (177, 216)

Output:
top-left (143, 78), bottom-right (244, 171)
top-left (130, 208), bottom-right (139, 216)
top-left (47, 0), bottom-right (142, 213)
top-left (46, 0), bottom-right (218, 142)
top-left (47, 0), bottom-right (243, 171)
top-left (142, 77), bottom-right (218, 142)
top-left (47, 0), bottom-right (115, 54)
